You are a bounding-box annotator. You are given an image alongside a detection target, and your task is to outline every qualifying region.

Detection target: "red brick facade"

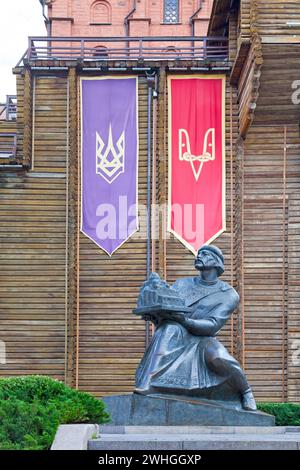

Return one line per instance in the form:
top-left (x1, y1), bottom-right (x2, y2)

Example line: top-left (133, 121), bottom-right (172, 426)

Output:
top-left (45, 0), bottom-right (213, 37)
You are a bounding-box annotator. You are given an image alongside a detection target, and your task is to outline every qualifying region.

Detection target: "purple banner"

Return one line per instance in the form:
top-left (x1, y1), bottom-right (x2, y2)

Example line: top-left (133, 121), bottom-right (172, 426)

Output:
top-left (81, 77), bottom-right (138, 255)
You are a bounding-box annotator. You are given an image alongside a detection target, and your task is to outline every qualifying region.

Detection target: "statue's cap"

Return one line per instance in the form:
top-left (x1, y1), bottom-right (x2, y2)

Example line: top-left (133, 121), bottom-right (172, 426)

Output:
top-left (198, 245), bottom-right (224, 264)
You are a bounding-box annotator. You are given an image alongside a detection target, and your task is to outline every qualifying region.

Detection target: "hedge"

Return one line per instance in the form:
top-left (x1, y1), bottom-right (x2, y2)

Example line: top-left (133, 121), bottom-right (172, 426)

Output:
top-left (0, 376), bottom-right (110, 450)
top-left (1, 376), bottom-right (299, 450)
top-left (257, 403), bottom-right (300, 426)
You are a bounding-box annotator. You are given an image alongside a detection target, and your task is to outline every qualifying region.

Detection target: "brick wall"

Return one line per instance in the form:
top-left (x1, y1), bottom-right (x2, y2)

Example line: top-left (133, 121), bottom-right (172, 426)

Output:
top-left (47, 0), bottom-right (213, 37)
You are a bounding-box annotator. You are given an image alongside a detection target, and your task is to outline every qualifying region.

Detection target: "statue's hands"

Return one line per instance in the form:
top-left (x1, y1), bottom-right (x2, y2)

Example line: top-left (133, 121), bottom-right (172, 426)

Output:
top-left (171, 312), bottom-right (186, 324)
top-left (159, 311), bottom-right (186, 324)
top-left (141, 314), bottom-right (151, 321)
top-left (141, 314), bottom-right (156, 323)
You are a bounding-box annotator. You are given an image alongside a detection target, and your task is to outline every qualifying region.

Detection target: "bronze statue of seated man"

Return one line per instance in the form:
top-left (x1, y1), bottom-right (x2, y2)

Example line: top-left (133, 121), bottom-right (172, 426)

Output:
top-left (133, 245), bottom-right (257, 412)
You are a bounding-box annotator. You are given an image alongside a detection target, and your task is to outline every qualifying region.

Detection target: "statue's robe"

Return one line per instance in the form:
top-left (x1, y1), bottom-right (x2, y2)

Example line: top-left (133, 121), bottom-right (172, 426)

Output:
top-left (135, 277), bottom-right (239, 393)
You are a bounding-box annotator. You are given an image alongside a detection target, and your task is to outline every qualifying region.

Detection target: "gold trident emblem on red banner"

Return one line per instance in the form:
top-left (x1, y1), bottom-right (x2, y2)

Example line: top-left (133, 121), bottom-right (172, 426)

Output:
top-left (178, 128), bottom-right (215, 181)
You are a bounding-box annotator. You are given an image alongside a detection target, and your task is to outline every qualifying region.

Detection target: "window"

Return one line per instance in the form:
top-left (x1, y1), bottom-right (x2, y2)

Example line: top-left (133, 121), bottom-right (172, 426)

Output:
top-left (92, 46), bottom-right (109, 58)
top-left (90, 1), bottom-right (111, 24)
top-left (163, 0), bottom-right (179, 24)
top-left (163, 46), bottom-right (181, 59)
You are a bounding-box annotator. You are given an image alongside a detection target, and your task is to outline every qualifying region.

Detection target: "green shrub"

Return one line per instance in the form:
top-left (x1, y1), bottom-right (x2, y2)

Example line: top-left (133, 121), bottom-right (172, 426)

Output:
top-left (0, 376), bottom-right (110, 450)
top-left (257, 403), bottom-right (300, 426)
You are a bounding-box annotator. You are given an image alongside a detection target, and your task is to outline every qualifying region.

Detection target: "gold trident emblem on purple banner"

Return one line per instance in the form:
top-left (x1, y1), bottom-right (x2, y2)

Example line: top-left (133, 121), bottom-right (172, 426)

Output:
top-left (96, 124), bottom-right (125, 184)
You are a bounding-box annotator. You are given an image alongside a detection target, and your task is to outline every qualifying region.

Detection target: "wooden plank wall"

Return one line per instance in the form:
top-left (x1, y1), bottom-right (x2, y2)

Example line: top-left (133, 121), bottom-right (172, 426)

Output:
top-left (288, 193), bottom-right (300, 402)
top-left (254, 44), bottom-right (300, 125)
top-left (0, 121), bottom-right (17, 135)
top-left (0, 120), bottom-right (17, 158)
top-left (0, 75), bottom-right (68, 380)
top-left (1, 65), bottom-right (299, 402)
top-left (229, 8), bottom-right (238, 62)
top-left (241, 123), bottom-right (300, 402)
top-left (236, 45), bottom-right (261, 137)
top-left (241, 43), bottom-right (300, 401)
top-left (286, 128), bottom-right (300, 403)
top-left (240, 0), bottom-right (251, 40)
top-left (242, 125), bottom-right (287, 401)
top-left (257, 1), bottom-right (300, 35)
top-left (16, 74), bottom-right (24, 163)
top-left (230, 7), bottom-right (300, 402)
top-left (32, 76), bottom-right (68, 173)
top-left (255, 45), bottom-right (300, 402)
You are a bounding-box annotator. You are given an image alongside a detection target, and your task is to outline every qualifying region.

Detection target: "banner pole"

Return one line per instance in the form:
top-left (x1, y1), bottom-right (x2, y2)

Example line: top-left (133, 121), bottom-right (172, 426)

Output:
top-left (151, 74), bottom-right (158, 273)
top-left (146, 72), bottom-right (156, 348)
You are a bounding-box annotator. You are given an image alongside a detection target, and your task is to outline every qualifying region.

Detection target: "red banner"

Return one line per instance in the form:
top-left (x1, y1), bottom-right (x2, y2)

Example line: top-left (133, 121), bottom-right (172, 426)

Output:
top-left (168, 75), bottom-right (226, 255)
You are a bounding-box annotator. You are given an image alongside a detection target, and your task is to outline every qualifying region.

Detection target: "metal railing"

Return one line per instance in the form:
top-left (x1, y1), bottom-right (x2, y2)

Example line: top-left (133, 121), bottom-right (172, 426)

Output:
top-left (0, 96), bottom-right (17, 121)
top-left (0, 133), bottom-right (17, 160)
top-left (16, 36), bottom-right (228, 65)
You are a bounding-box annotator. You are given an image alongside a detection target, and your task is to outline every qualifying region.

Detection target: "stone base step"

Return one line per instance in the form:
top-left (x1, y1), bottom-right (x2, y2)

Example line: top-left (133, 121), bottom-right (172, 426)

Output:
top-left (88, 426), bottom-right (300, 450)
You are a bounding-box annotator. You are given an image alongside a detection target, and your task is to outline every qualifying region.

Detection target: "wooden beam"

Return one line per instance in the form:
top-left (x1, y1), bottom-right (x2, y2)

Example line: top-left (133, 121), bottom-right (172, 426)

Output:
top-left (230, 40), bottom-right (251, 85)
top-left (157, 67), bottom-right (167, 280)
top-left (65, 67), bottom-right (78, 388)
top-left (23, 68), bottom-right (32, 167)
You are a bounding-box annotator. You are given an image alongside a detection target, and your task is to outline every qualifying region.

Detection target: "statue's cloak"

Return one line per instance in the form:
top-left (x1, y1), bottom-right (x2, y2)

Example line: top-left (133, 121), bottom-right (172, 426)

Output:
top-left (135, 277), bottom-right (239, 393)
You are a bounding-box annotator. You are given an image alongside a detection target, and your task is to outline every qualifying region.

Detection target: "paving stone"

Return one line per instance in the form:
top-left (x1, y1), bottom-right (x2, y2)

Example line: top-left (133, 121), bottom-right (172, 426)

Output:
top-left (89, 439), bottom-right (183, 450)
top-left (51, 424), bottom-right (98, 450)
top-left (90, 425), bottom-right (300, 451)
top-left (182, 440), bottom-right (299, 450)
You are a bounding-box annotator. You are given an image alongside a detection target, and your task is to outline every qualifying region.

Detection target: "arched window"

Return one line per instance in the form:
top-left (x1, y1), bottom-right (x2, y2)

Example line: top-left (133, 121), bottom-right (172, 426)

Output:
top-left (163, 46), bottom-right (181, 59)
top-left (90, 1), bottom-right (111, 24)
top-left (92, 45), bottom-right (109, 58)
top-left (163, 0), bottom-right (179, 24)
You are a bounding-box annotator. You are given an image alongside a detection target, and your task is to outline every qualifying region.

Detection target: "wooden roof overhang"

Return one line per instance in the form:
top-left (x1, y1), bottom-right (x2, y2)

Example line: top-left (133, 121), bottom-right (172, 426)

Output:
top-left (208, 1), bottom-right (246, 84)
top-left (208, 0), bottom-right (235, 37)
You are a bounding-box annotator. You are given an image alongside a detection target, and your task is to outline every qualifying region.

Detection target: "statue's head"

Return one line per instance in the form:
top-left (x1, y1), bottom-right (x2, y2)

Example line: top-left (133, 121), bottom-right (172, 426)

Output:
top-left (194, 245), bottom-right (225, 277)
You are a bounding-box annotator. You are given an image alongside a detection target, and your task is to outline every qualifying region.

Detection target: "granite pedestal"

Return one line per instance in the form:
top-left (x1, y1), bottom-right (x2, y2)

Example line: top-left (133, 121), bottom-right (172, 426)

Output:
top-left (102, 393), bottom-right (275, 427)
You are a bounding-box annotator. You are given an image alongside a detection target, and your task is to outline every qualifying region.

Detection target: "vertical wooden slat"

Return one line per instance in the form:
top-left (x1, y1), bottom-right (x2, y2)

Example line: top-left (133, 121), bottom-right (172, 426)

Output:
top-left (31, 77), bottom-right (36, 170)
top-left (64, 78), bottom-right (69, 384)
top-left (241, 141), bottom-right (245, 370)
top-left (242, 125), bottom-right (288, 401)
top-left (23, 68), bottom-right (32, 167)
top-left (230, 86), bottom-right (234, 355)
top-left (281, 125), bottom-right (287, 401)
top-left (0, 75), bottom-right (68, 381)
top-left (151, 75), bottom-right (158, 274)
top-left (66, 67), bottom-right (78, 388)
top-left (235, 136), bottom-right (245, 367)
top-left (16, 73), bottom-right (25, 161)
top-left (157, 67), bottom-right (167, 280)
top-left (76, 75), bottom-right (81, 390)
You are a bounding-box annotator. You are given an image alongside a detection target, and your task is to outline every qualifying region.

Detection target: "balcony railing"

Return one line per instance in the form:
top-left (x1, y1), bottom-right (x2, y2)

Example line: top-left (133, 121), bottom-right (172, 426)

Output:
top-left (16, 36), bottom-right (228, 66)
top-left (0, 96), bottom-right (17, 121)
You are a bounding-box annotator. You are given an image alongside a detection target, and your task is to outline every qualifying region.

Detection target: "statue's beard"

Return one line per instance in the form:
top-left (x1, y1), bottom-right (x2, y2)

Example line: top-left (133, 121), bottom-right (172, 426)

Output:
top-left (195, 257), bottom-right (216, 271)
